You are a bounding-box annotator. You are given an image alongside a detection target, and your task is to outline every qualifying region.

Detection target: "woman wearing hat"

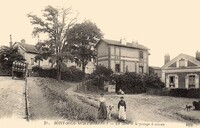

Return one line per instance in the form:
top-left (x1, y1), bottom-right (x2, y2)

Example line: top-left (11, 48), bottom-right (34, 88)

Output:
top-left (118, 96), bottom-right (126, 121)
top-left (98, 93), bottom-right (107, 120)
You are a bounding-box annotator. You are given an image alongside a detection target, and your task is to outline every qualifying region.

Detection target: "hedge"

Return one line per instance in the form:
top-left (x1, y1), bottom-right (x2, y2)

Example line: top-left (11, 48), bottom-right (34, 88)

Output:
top-left (115, 72), bottom-right (164, 94)
top-left (146, 88), bottom-right (200, 98)
top-left (32, 66), bottom-right (85, 82)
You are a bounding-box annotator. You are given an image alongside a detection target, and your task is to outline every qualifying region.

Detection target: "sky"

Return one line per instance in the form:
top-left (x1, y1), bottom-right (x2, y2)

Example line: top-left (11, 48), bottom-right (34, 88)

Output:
top-left (0, 0), bottom-right (200, 67)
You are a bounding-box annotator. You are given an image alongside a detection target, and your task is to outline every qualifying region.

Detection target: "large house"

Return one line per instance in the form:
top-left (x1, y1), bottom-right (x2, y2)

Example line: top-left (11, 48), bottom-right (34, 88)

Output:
top-left (95, 38), bottom-right (150, 74)
top-left (161, 52), bottom-right (200, 89)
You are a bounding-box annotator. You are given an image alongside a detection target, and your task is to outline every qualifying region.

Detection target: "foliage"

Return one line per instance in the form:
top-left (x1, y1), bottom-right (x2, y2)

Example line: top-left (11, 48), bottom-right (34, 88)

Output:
top-left (146, 88), bottom-right (200, 98)
top-left (87, 65), bottom-right (113, 88)
top-left (32, 65), bottom-right (84, 82)
top-left (115, 72), bottom-right (164, 94)
top-left (115, 72), bottom-right (145, 94)
top-left (143, 74), bottom-right (165, 89)
top-left (67, 20), bottom-right (103, 73)
top-left (0, 46), bottom-right (25, 70)
top-left (27, 5), bottom-right (78, 81)
top-left (36, 78), bottom-right (97, 121)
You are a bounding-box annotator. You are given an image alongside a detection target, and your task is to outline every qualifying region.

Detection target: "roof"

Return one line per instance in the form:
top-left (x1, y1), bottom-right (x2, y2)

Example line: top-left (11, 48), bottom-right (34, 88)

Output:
top-left (15, 42), bottom-right (39, 54)
top-left (149, 66), bottom-right (161, 70)
top-left (95, 38), bottom-right (150, 50)
top-left (161, 53), bottom-right (200, 69)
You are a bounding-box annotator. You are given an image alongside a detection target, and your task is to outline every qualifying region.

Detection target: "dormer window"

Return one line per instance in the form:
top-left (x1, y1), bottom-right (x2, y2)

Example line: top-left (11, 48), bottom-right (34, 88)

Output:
top-left (179, 58), bottom-right (186, 67)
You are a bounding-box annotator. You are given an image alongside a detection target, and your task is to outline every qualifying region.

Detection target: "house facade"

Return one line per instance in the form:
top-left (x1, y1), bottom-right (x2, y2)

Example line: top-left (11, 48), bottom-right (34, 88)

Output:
top-left (95, 38), bottom-right (150, 74)
top-left (13, 40), bottom-right (51, 71)
top-left (161, 53), bottom-right (200, 89)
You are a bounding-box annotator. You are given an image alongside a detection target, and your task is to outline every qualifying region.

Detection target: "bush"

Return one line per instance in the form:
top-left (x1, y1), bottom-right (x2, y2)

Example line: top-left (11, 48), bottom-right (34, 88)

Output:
top-left (32, 66), bottom-right (84, 82)
top-left (143, 74), bottom-right (165, 89)
top-left (115, 72), bottom-right (145, 94)
top-left (169, 88), bottom-right (188, 97)
top-left (186, 89), bottom-right (200, 98)
top-left (115, 72), bottom-right (164, 94)
top-left (88, 65), bottom-right (113, 89)
top-left (146, 88), bottom-right (200, 98)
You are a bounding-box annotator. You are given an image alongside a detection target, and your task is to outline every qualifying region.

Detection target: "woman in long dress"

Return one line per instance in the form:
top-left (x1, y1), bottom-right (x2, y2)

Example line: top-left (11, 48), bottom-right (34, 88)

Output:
top-left (98, 93), bottom-right (107, 120)
top-left (118, 96), bottom-right (126, 121)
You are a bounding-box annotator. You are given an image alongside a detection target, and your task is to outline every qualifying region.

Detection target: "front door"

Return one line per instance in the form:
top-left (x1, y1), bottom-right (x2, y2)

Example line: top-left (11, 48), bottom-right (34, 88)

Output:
top-left (169, 76), bottom-right (175, 87)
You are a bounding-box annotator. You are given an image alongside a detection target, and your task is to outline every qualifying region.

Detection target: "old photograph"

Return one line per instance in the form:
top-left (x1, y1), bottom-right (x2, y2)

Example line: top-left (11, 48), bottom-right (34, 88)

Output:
top-left (0, 0), bottom-right (200, 127)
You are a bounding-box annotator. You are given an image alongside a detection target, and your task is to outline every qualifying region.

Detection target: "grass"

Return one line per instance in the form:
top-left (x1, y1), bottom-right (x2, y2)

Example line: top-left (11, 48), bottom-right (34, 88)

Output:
top-left (29, 77), bottom-right (98, 122)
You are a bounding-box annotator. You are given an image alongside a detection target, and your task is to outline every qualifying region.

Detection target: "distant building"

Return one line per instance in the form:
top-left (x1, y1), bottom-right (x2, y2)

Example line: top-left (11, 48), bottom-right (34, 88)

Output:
top-left (149, 66), bottom-right (161, 78)
top-left (95, 38), bottom-right (150, 74)
top-left (12, 40), bottom-right (51, 72)
top-left (161, 52), bottom-right (200, 89)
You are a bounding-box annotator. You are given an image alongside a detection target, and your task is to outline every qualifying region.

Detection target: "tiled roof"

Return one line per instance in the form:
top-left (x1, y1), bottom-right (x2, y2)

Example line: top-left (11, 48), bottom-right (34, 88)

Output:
top-left (17, 42), bottom-right (38, 54)
top-left (96, 38), bottom-right (150, 50)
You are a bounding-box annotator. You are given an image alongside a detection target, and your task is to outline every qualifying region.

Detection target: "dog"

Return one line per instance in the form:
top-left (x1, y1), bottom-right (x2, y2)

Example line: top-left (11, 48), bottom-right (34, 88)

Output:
top-left (107, 105), bottom-right (114, 119)
top-left (184, 105), bottom-right (193, 111)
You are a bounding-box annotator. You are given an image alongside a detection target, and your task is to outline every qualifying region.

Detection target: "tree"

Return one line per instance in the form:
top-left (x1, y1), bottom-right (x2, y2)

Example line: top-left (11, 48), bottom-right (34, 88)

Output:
top-left (88, 65), bottom-right (113, 88)
top-left (67, 20), bottom-right (103, 73)
top-left (0, 46), bottom-right (25, 69)
top-left (27, 5), bottom-right (78, 81)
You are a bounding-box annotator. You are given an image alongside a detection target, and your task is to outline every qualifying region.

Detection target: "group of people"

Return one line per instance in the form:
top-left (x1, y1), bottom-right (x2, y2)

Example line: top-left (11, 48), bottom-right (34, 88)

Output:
top-left (98, 93), bottom-right (126, 122)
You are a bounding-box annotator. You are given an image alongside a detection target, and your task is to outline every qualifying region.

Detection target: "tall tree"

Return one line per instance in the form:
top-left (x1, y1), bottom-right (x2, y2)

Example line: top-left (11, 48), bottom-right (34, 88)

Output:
top-left (0, 46), bottom-right (25, 69)
top-left (67, 20), bottom-right (103, 73)
top-left (27, 5), bottom-right (78, 81)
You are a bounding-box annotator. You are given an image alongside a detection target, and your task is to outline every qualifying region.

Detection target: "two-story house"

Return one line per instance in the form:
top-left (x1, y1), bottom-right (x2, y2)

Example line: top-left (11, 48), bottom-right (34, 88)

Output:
top-left (161, 52), bottom-right (200, 89)
top-left (95, 38), bottom-right (150, 74)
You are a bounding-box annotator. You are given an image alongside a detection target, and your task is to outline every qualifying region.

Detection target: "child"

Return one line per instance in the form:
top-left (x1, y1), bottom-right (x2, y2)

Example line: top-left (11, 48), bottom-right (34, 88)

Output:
top-left (118, 96), bottom-right (126, 121)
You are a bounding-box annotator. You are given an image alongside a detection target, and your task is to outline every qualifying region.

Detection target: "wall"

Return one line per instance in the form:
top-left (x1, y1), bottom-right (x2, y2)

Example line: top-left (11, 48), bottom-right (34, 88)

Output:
top-left (165, 72), bottom-right (200, 88)
top-left (109, 45), bottom-right (149, 73)
top-left (97, 41), bottom-right (108, 57)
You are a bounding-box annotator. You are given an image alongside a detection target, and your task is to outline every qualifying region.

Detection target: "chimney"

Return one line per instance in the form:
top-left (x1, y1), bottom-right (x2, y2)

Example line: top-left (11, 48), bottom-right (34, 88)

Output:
top-left (21, 39), bottom-right (26, 44)
top-left (164, 54), bottom-right (170, 64)
top-left (196, 50), bottom-right (200, 61)
top-left (9, 35), bottom-right (13, 48)
top-left (120, 37), bottom-right (126, 45)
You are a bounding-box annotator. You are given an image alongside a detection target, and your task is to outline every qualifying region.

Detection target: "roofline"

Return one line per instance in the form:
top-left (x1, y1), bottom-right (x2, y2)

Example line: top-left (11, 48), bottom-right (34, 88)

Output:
top-left (107, 43), bottom-right (149, 50)
top-left (95, 38), bottom-right (150, 50)
top-left (13, 42), bottom-right (39, 54)
top-left (161, 53), bottom-right (200, 69)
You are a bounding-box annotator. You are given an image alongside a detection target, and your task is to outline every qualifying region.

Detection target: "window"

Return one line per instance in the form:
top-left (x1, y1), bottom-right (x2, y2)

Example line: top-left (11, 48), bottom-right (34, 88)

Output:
top-left (189, 75), bottom-right (195, 88)
top-left (139, 51), bottom-right (143, 59)
top-left (169, 76), bottom-right (175, 88)
top-left (31, 58), bottom-right (34, 65)
top-left (179, 58), bottom-right (185, 67)
top-left (115, 64), bottom-right (120, 73)
top-left (139, 66), bottom-right (143, 73)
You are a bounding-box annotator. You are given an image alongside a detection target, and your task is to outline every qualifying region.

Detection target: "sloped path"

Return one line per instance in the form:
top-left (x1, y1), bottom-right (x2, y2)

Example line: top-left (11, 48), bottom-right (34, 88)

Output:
top-left (0, 77), bottom-right (26, 120)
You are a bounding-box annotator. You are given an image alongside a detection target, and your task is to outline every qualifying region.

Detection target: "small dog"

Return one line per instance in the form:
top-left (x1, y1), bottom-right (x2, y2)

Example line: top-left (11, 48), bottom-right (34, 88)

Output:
top-left (184, 105), bottom-right (192, 111)
top-left (107, 105), bottom-right (114, 119)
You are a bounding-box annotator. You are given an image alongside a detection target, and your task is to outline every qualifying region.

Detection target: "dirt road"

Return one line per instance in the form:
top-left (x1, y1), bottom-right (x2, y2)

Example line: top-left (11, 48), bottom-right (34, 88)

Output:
top-left (0, 77), bottom-right (26, 120)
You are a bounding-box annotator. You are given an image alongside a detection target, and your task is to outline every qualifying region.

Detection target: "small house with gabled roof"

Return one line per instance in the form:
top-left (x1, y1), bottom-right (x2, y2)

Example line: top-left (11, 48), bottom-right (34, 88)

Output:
top-left (95, 38), bottom-right (150, 74)
top-left (13, 40), bottom-right (51, 71)
top-left (161, 52), bottom-right (200, 89)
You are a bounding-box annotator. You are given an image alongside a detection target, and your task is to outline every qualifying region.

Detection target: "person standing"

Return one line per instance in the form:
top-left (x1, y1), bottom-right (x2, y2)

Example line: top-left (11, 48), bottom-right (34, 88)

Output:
top-left (118, 96), bottom-right (126, 121)
top-left (98, 93), bottom-right (107, 120)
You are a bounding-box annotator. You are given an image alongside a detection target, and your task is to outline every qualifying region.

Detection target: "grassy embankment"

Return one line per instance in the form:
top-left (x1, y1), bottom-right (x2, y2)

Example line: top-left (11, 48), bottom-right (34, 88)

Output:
top-left (28, 77), bottom-right (99, 122)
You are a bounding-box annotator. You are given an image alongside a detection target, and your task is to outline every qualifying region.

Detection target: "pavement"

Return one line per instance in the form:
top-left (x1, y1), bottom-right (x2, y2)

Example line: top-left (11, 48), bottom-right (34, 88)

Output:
top-left (0, 76), bottom-right (26, 120)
